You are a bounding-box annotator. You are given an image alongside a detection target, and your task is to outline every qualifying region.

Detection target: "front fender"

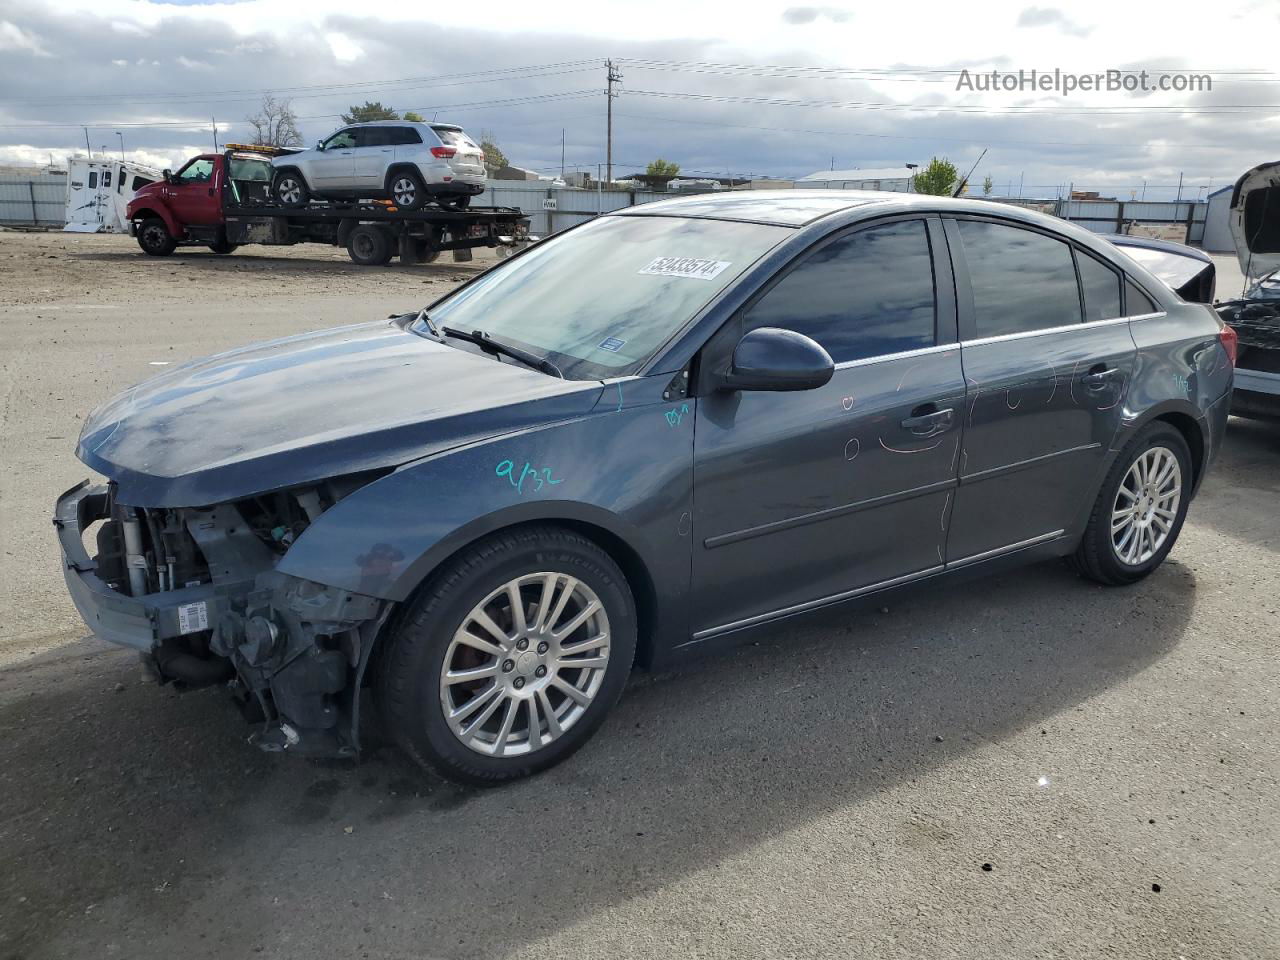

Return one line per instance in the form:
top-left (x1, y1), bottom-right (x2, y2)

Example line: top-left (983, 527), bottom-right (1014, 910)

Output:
top-left (277, 372), bottom-right (696, 650)
top-left (128, 204), bottom-right (181, 238)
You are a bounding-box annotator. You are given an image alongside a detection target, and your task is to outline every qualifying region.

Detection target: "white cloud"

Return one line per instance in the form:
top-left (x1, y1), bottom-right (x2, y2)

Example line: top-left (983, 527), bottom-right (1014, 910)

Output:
top-left (324, 31), bottom-right (362, 62)
top-left (0, 20), bottom-right (51, 56)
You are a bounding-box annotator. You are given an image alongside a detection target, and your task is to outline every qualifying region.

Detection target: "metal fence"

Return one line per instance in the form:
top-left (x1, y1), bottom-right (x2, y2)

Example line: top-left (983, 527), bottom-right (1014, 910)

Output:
top-left (485, 181), bottom-right (1210, 245)
top-left (0, 174), bottom-right (66, 227)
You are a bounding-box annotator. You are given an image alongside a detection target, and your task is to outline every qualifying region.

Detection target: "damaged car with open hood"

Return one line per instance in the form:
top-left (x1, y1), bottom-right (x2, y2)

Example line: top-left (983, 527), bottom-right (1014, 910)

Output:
top-left (55, 191), bottom-right (1234, 785)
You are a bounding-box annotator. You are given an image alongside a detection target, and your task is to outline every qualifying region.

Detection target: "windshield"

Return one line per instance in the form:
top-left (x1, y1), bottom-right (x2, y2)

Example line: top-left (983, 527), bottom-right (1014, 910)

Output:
top-left (419, 214), bottom-right (789, 378)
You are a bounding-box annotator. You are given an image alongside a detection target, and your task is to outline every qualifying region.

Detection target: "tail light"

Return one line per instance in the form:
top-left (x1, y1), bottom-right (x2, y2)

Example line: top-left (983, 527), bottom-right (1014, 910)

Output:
top-left (430, 146), bottom-right (457, 159)
top-left (1219, 323), bottom-right (1238, 367)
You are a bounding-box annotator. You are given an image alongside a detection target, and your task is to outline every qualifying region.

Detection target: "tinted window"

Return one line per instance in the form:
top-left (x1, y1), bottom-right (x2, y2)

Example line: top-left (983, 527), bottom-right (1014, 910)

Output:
top-left (323, 129), bottom-right (357, 150)
top-left (1125, 279), bottom-right (1159, 316)
top-left (392, 127), bottom-right (422, 145)
top-left (433, 127), bottom-right (477, 148)
top-left (743, 220), bottom-right (936, 363)
top-left (1077, 251), bottom-right (1123, 321)
top-left (130, 175), bottom-right (153, 191)
top-left (958, 220), bottom-right (1082, 336)
top-left (88, 172), bottom-right (97, 189)
top-left (103, 170), bottom-right (112, 188)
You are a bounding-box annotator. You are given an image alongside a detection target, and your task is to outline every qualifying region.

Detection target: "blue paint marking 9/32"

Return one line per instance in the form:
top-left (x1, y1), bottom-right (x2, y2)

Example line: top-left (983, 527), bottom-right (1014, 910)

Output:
top-left (496, 459), bottom-right (564, 495)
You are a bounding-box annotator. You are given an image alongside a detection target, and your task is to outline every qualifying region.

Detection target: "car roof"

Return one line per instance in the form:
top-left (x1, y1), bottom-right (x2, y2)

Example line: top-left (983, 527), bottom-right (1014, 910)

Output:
top-left (338, 120), bottom-right (464, 129)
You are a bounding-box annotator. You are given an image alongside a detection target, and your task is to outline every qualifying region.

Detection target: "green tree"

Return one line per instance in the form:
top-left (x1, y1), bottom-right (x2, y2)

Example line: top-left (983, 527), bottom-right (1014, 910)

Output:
top-left (646, 158), bottom-right (680, 177)
top-left (341, 101), bottom-right (399, 124)
top-left (403, 111), bottom-right (424, 122)
top-left (911, 157), bottom-right (960, 196)
top-left (982, 174), bottom-right (994, 196)
top-left (478, 131), bottom-right (507, 175)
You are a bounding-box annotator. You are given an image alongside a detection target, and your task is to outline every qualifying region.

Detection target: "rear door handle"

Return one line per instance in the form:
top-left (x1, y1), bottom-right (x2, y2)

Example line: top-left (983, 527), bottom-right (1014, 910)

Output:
top-left (1081, 365), bottom-right (1120, 388)
top-left (901, 405), bottom-right (955, 437)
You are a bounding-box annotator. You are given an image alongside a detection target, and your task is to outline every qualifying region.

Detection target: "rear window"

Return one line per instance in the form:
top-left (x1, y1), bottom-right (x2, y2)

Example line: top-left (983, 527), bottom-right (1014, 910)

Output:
top-left (433, 127), bottom-right (477, 148)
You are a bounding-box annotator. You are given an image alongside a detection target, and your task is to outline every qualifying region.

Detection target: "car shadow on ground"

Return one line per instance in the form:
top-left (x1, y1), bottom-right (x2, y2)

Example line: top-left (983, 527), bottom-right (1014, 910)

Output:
top-left (0, 557), bottom-right (1197, 959)
top-left (62, 247), bottom-right (489, 279)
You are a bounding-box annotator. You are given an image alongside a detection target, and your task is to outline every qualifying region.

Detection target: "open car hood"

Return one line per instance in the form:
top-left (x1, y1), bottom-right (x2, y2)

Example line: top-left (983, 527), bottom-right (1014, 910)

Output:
top-left (1106, 234), bottom-right (1216, 303)
top-left (1229, 161), bottom-right (1280, 281)
top-left (77, 320), bottom-right (602, 507)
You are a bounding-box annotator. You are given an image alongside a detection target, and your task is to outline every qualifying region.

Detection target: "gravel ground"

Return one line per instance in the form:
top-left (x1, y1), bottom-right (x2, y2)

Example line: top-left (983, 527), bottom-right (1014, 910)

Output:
top-left (0, 230), bottom-right (1276, 960)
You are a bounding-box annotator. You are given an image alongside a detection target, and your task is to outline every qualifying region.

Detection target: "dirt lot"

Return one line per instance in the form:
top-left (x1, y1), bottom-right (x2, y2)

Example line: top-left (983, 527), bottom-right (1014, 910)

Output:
top-left (0, 230), bottom-right (1277, 960)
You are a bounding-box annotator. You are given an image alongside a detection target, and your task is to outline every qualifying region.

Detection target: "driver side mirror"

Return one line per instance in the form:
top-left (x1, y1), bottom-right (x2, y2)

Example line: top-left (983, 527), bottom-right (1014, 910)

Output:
top-left (162, 169), bottom-right (174, 184)
top-left (718, 327), bottom-right (834, 392)
top-left (315, 140), bottom-right (325, 151)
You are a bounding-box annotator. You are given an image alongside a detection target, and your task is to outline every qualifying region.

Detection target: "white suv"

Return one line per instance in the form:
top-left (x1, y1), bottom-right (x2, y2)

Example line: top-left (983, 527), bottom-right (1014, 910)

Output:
top-left (270, 121), bottom-right (487, 210)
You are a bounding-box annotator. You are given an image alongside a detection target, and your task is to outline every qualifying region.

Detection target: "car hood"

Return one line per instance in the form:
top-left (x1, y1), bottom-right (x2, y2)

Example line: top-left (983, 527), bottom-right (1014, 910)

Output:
top-left (78, 320), bottom-right (603, 507)
top-left (1230, 161), bottom-right (1280, 281)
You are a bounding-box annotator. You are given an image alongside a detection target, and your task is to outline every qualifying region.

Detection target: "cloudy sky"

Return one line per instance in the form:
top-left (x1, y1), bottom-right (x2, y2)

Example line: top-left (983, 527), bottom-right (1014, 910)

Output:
top-left (1, 0), bottom-right (1276, 199)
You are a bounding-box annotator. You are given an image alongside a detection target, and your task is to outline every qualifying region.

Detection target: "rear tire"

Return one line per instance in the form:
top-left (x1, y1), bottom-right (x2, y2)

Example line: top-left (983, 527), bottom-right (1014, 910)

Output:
top-left (414, 238), bottom-right (441, 264)
top-left (272, 170), bottom-right (309, 207)
top-left (136, 217), bottom-right (176, 256)
top-left (436, 194), bottom-right (471, 211)
top-left (376, 526), bottom-right (636, 785)
top-left (1072, 422), bottom-right (1193, 585)
top-left (388, 170), bottom-right (427, 210)
top-left (346, 224), bottom-right (393, 266)
top-left (208, 230), bottom-right (237, 255)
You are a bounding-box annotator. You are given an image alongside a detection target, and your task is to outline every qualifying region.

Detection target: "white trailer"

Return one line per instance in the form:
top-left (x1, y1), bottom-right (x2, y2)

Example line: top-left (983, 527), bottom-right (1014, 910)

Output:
top-left (64, 156), bottom-right (161, 233)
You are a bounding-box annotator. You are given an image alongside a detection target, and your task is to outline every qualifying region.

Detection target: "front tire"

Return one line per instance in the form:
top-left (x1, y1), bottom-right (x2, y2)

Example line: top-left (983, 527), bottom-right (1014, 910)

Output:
top-left (376, 526), bottom-right (636, 785)
top-left (1072, 422), bottom-right (1192, 585)
top-left (136, 217), bottom-right (176, 256)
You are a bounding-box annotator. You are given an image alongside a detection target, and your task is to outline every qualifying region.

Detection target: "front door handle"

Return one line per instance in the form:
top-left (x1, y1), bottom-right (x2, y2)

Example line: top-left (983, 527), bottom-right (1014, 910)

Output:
top-left (1081, 365), bottom-right (1120, 389)
top-left (901, 405), bottom-right (955, 437)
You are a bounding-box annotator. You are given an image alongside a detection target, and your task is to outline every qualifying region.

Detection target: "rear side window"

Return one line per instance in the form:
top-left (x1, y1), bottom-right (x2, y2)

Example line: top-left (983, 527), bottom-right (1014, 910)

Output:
top-left (1125, 279), bottom-right (1159, 316)
top-left (393, 127), bottom-right (422, 145)
top-left (1077, 251), bottom-right (1123, 321)
top-left (433, 127), bottom-right (477, 148)
top-left (957, 220), bottom-right (1082, 336)
top-left (743, 219), bottom-right (937, 363)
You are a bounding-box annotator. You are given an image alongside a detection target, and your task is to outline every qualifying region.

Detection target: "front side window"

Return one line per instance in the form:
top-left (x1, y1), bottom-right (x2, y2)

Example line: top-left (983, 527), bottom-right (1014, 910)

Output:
top-left (323, 129), bottom-right (357, 150)
top-left (958, 220), bottom-right (1082, 336)
top-left (1077, 251), bottom-right (1123, 321)
top-left (176, 159), bottom-right (213, 183)
top-left (421, 215), bottom-right (789, 379)
top-left (743, 219), bottom-right (937, 363)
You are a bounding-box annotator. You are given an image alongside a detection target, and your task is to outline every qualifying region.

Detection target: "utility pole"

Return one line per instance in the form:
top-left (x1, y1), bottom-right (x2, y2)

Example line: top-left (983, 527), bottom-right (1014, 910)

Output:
top-left (212, 117), bottom-right (219, 151)
top-left (1175, 171), bottom-right (1183, 203)
top-left (83, 126), bottom-right (91, 158)
top-left (606, 59), bottom-right (621, 185)
top-left (560, 128), bottom-right (565, 180)
top-left (116, 131), bottom-right (125, 162)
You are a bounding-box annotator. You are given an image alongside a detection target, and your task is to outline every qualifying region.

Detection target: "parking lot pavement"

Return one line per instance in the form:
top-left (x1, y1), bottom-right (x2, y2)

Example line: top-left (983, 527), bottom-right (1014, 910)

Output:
top-left (1, 232), bottom-right (1277, 960)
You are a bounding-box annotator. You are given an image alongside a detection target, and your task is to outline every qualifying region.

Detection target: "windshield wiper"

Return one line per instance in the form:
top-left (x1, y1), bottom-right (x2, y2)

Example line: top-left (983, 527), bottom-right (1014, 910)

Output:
top-left (441, 326), bottom-right (563, 379)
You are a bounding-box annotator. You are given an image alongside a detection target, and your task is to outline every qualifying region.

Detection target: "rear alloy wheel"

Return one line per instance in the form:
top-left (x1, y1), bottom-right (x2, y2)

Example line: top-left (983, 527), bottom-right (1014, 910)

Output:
top-left (273, 171), bottom-right (308, 207)
top-left (1072, 422), bottom-right (1192, 585)
top-left (389, 171), bottom-right (427, 210)
top-left (376, 526), bottom-right (636, 785)
top-left (136, 217), bottom-right (176, 256)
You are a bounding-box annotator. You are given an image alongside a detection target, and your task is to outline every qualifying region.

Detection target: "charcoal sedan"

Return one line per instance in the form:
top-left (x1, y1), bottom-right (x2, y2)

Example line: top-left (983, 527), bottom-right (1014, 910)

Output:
top-left (55, 191), bottom-right (1235, 784)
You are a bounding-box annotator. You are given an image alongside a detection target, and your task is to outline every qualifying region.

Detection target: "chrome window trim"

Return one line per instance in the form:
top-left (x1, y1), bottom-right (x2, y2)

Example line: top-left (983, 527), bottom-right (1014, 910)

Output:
top-left (1126, 311), bottom-right (1168, 322)
top-left (833, 342), bottom-right (956, 371)
top-left (960, 313), bottom-right (1155, 348)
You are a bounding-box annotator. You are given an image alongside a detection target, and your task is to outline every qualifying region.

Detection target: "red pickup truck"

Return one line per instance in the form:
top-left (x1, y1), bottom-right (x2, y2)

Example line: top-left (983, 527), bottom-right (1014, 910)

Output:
top-left (126, 147), bottom-right (529, 266)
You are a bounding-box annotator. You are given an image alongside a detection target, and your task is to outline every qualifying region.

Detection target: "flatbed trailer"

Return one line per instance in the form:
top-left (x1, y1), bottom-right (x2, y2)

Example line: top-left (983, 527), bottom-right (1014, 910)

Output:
top-left (126, 147), bottom-right (532, 266)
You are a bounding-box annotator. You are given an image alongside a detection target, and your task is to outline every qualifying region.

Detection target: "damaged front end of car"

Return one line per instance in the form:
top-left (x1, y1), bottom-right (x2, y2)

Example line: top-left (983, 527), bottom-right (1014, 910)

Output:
top-left (54, 473), bottom-right (393, 756)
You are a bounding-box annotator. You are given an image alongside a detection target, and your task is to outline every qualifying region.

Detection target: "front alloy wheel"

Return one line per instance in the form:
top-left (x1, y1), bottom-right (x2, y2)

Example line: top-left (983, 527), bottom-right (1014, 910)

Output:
top-left (1111, 446), bottom-right (1182, 566)
top-left (376, 526), bottom-right (636, 785)
top-left (441, 573), bottom-right (611, 757)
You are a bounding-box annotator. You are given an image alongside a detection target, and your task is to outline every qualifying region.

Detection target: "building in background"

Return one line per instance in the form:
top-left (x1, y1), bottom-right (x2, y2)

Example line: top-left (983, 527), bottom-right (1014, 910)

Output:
top-left (796, 167), bottom-right (917, 192)
top-left (1202, 185), bottom-right (1235, 253)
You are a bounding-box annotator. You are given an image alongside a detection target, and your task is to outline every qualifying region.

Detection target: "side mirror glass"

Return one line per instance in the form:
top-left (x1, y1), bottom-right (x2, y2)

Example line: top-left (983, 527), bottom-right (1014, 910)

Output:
top-left (720, 327), bottom-right (834, 392)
